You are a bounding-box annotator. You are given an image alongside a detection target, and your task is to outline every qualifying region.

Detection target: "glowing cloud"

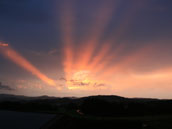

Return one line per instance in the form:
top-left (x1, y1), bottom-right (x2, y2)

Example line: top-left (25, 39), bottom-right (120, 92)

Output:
top-left (0, 42), bottom-right (8, 47)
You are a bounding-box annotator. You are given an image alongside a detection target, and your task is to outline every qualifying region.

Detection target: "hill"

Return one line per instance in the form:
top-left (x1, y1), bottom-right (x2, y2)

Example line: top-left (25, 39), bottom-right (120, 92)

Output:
top-left (1, 94), bottom-right (172, 129)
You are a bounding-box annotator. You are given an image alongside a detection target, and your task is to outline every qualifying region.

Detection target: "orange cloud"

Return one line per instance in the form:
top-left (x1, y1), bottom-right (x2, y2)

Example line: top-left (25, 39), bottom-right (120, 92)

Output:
top-left (0, 42), bottom-right (8, 47)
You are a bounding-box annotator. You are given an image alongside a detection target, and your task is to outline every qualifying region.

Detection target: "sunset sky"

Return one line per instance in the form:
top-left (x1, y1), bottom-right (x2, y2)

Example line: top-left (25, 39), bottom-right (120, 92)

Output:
top-left (0, 0), bottom-right (172, 98)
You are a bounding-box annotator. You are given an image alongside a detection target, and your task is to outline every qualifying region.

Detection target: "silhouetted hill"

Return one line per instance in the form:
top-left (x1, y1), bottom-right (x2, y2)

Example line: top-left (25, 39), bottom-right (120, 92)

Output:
top-left (0, 94), bottom-right (160, 102)
top-left (0, 94), bottom-right (58, 101)
top-left (0, 94), bottom-right (172, 116)
top-left (1, 94), bottom-right (172, 129)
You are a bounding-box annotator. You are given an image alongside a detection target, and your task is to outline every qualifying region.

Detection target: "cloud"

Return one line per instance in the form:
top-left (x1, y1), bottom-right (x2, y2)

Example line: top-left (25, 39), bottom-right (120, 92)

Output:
top-left (59, 77), bottom-right (67, 81)
top-left (93, 83), bottom-right (106, 87)
top-left (48, 49), bottom-right (60, 55)
top-left (0, 42), bottom-right (8, 47)
top-left (72, 81), bottom-right (90, 86)
top-left (0, 82), bottom-right (14, 91)
top-left (59, 77), bottom-right (106, 88)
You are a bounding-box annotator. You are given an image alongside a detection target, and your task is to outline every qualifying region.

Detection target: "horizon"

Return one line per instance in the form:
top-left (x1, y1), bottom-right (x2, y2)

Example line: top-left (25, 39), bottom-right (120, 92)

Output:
top-left (0, 0), bottom-right (172, 99)
top-left (0, 92), bottom-right (169, 100)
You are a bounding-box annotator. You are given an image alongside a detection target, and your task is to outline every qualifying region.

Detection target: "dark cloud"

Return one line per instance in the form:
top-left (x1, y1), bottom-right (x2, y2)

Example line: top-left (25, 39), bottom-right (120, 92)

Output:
top-left (59, 78), bottom-right (90, 86)
top-left (59, 77), bottom-right (67, 81)
top-left (72, 81), bottom-right (106, 87)
top-left (72, 81), bottom-right (90, 86)
top-left (0, 82), bottom-right (14, 91)
top-left (48, 49), bottom-right (60, 55)
top-left (59, 77), bottom-right (106, 87)
top-left (93, 83), bottom-right (106, 87)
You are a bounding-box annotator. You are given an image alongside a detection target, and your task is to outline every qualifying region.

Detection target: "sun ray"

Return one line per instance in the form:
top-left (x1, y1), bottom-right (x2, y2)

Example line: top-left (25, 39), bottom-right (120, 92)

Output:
top-left (87, 42), bottom-right (111, 71)
top-left (60, 1), bottom-right (76, 80)
top-left (82, 0), bottom-right (147, 77)
top-left (58, 0), bottom-right (149, 90)
top-left (84, 0), bottom-right (148, 80)
top-left (107, 0), bottom-right (147, 43)
top-left (0, 42), bottom-right (55, 86)
top-left (92, 43), bottom-right (125, 74)
top-left (74, 0), bottom-right (120, 71)
top-left (98, 44), bottom-right (154, 80)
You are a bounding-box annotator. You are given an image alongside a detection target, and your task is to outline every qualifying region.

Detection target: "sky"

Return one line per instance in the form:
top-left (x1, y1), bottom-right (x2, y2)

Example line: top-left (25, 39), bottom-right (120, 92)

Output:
top-left (0, 0), bottom-right (172, 98)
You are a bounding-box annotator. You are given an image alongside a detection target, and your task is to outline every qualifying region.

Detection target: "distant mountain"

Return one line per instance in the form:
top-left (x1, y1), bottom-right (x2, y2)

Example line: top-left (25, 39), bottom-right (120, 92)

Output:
top-left (0, 94), bottom-right (28, 101)
top-left (1, 94), bottom-right (172, 129)
top-left (0, 94), bottom-right (63, 101)
top-left (81, 95), bottom-right (126, 102)
top-left (0, 93), bottom-right (172, 116)
top-left (0, 93), bottom-right (163, 102)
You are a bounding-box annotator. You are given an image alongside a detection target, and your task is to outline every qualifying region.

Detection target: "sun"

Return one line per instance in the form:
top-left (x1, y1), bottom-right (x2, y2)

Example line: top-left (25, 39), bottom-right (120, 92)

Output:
top-left (72, 70), bottom-right (90, 81)
top-left (66, 70), bottom-right (106, 90)
top-left (66, 70), bottom-right (90, 89)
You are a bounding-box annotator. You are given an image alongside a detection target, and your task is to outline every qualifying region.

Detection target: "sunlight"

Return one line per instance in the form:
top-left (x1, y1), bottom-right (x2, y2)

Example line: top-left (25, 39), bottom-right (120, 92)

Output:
top-left (59, 0), bottom-right (148, 91)
top-left (65, 70), bottom-right (106, 90)
top-left (0, 43), bottom-right (56, 86)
